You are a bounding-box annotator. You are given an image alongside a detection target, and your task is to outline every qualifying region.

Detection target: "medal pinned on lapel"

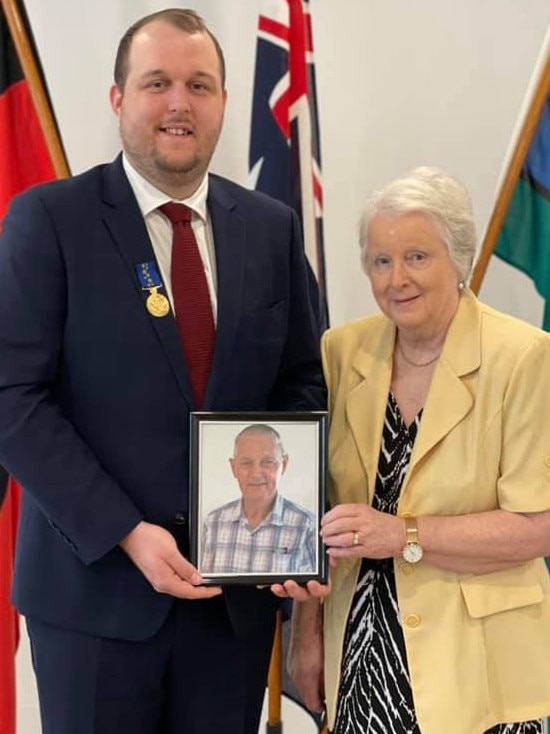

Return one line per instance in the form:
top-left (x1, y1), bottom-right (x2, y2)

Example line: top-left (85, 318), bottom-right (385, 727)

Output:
top-left (146, 288), bottom-right (170, 317)
top-left (136, 261), bottom-right (171, 318)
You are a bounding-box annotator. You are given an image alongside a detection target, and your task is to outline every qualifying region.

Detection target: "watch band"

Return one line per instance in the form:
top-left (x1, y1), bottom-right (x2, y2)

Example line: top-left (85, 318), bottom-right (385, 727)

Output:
top-left (404, 516), bottom-right (419, 544)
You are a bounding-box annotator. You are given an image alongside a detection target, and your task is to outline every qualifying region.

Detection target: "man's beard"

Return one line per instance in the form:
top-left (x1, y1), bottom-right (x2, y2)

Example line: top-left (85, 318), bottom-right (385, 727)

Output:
top-left (153, 150), bottom-right (201, 176)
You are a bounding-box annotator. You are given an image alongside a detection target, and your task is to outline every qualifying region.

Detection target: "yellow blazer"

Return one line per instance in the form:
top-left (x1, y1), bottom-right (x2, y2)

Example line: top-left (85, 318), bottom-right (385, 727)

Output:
top-left (322, 290), bottom-right (550, 734)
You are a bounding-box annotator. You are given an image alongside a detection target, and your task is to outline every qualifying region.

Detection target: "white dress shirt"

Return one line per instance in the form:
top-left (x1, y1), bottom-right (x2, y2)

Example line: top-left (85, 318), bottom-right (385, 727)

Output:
top-left (122, 155), bottom-right (218, 322)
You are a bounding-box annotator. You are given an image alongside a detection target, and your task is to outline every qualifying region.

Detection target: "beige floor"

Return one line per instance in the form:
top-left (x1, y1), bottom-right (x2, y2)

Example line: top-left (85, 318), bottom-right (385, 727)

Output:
top-left (15, 621), bottom-right (41, 734)
top-left (16, 619), bottom-right (317, 734)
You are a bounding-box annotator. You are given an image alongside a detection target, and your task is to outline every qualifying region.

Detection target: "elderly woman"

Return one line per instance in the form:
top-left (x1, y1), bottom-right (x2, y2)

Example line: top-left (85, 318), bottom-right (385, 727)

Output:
top-left (281, 167), bottom-right (550, 734)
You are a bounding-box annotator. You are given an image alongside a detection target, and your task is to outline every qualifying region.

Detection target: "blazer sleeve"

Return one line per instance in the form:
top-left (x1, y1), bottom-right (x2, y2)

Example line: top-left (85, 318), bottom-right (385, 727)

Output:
top-left (497, 331), bottom-right (550, 512)
top-left (0, 191), bottom-right (143, 565)
top-left (266, 208), bottom-right (326, 412)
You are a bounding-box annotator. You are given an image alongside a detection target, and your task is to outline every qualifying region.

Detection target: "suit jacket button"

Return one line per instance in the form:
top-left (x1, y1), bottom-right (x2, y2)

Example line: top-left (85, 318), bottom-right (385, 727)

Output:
top-left (174, 512), bottom-right (186, 526)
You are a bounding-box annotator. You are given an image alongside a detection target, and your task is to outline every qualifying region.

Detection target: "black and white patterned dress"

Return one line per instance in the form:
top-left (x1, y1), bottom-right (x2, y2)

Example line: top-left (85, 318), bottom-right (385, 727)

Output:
top-left (332, 393), bottom-right (542, 734)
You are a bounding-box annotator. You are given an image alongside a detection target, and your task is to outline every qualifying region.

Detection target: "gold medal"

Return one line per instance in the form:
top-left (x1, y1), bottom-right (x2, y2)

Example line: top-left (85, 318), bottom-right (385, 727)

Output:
top-left (146, 289), bottom-right (170, 318)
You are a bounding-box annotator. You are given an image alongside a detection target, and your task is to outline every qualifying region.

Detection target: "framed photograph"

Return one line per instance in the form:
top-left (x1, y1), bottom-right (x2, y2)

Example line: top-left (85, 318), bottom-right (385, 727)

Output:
top-left (189, 411), bottom-right (328, 585)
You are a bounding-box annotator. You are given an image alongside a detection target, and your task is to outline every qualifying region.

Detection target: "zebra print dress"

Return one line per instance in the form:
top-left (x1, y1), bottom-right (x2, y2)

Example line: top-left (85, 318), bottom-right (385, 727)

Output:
top-left (332, 393), bottom-right (542, 734)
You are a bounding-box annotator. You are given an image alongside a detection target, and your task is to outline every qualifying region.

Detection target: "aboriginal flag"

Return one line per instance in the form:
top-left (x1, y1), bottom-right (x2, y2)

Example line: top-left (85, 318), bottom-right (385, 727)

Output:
top-left (0, 1), bottom-right (56, 225)
top-left (1, 3), bottom-right (63, 732)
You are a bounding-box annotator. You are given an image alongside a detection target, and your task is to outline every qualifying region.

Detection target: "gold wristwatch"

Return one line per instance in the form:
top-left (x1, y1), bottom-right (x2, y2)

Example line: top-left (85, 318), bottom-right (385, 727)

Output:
top-left (402, 516), bottom-right (423, 564)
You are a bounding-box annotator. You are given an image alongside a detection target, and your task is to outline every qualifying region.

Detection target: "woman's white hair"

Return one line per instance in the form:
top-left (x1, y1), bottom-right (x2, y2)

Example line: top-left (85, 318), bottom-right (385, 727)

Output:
top-left (358, 166), bottom-right (477, 281)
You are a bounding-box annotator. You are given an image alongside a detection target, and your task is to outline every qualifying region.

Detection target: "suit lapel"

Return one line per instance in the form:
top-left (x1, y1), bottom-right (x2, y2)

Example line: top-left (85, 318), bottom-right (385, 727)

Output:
top-left (342, 292), bottom-right (481, 505)
top-left (204, 177), bottom-right (245, 407)
top-left (345, 319), bottom-right (395, 504)
top-left (409, 361), bottom-right (473, 473)
top-left (100, 156), bottom-right (195, 405)
top-left (406, 290), bottom-right (480, 479)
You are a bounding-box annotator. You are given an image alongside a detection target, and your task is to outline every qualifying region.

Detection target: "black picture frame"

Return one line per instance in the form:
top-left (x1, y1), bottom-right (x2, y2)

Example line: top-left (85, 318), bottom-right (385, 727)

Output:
top-left (189, 411), bottom-right (328, 585)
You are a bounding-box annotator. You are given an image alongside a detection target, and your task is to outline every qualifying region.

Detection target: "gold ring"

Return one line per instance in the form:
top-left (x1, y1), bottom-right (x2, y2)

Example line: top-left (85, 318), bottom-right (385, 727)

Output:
top-left (352, 531), bottom-right (359, 546)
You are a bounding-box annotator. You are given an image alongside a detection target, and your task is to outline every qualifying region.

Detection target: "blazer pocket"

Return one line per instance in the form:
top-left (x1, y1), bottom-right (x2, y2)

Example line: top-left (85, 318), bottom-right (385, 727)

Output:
top-left (460, 564), bottom-right (544, 619)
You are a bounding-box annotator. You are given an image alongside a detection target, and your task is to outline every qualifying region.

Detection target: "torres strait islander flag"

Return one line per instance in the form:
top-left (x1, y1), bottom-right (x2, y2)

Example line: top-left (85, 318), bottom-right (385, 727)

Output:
top-left (1, 3), bottom-right (59, 732)
top-left (249, 0), bottom-right (328, 328)
top-left (494, 92), bottom-right (550, 331)
top-left (493, 86), bottom-right (550, 734)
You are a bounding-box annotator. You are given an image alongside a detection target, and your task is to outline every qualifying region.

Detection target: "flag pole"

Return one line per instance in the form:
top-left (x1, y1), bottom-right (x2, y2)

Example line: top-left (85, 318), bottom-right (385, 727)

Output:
top-left (469, 50), bottom-right (550, 295)
top-left (266, 609), bottom-right (283, 734)
top-left (0, 0), bottom-right (69, 178)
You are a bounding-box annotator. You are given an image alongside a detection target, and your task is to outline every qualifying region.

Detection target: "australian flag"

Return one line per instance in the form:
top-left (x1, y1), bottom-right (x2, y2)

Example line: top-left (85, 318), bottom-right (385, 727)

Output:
top-left (249, 0), bottom-right (328, 329)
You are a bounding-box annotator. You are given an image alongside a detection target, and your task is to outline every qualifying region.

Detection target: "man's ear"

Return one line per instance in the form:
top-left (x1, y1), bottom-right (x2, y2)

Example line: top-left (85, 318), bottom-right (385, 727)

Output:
top-left (109, 84), bottom-right (123, 116)
top-left (229, 457), bottom-right (237, 479)
top-left (281, 454), bottom-right (289, 474)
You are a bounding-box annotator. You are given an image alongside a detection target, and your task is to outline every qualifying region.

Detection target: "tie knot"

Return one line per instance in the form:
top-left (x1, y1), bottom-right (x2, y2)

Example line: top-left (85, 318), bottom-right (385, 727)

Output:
top-left (159, 202), bottom-right (192, 225)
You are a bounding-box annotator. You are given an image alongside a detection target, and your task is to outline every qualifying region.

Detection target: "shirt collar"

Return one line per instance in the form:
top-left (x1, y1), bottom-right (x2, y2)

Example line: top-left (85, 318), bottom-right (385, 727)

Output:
top-left (269, 493), bottom-right (285, 524)
top-left (237, 493), bottom-right (284, 527)
top-left (122, 154), bottom-right (209, 222)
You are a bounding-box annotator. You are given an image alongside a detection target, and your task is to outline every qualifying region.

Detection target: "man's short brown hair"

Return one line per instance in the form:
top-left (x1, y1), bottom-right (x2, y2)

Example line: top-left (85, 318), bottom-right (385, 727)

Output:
top-left (113, 8), bottom-right (226, 91)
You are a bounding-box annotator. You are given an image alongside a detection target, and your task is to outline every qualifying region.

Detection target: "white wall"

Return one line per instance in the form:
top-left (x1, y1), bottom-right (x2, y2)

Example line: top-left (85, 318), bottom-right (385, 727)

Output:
top-left (23, 0), bottom-right (550, 327)
top-left (15, 1), bottom-right (550, 731)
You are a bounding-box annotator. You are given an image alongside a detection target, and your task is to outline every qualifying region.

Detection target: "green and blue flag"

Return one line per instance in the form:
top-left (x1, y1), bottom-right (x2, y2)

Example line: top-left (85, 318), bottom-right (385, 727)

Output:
top-left (495, 94), bottom-right (550, 329)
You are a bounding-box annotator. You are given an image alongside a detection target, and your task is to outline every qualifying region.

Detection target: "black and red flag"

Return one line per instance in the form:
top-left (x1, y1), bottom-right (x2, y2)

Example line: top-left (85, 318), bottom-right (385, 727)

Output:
top-left (0, 1), bottom-right (57, 224)
top-left (1, 1), bottom-right (68, 731)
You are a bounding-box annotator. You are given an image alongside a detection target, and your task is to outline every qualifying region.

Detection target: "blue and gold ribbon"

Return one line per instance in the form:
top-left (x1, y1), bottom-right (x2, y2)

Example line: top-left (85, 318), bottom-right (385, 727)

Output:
top-left (136, 261), bottom-right (170, 318)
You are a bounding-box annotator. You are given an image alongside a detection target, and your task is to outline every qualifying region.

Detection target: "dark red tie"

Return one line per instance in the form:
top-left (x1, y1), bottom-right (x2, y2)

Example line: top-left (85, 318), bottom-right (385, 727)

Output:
top-left (160, 203), bottom-right (215, 408)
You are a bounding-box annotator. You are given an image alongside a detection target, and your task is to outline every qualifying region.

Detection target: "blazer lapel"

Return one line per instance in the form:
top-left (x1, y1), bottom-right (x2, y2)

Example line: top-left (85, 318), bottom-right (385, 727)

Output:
top-left (342, 292), bottom-right (481, 505)
top-left (345, 319), bottom-right (395, 504)
top-left (204, 177), bottom-right (245, 407)
top-left (407, 290), bottom-right (481, 477)
top-left (100, 157), bottom-right (195, 405)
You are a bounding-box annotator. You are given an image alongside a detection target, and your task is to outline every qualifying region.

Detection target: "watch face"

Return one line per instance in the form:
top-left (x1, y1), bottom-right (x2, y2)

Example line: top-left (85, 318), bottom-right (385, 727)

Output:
top-left (403, 542), bottom-right (423, 564)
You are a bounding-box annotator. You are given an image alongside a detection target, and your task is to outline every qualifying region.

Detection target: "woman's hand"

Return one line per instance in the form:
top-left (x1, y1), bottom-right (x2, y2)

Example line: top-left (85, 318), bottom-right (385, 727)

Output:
top-left (321, 503), bottom-right (405, 559)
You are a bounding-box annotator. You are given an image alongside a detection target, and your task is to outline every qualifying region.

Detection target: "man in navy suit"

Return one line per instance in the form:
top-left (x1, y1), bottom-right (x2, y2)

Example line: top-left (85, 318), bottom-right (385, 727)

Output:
top-left (0, 8), bottom-right (325, 734)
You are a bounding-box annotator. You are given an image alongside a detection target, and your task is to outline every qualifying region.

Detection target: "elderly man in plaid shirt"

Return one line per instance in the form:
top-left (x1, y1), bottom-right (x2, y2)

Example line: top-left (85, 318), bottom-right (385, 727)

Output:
top-left (201, 424), bottom-right (316, 574)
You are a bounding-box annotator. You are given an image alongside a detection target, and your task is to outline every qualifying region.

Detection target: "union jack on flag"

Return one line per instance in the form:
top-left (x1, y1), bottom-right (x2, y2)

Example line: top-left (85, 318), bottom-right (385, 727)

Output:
top-left (249, 0), bottom-right (328, 326)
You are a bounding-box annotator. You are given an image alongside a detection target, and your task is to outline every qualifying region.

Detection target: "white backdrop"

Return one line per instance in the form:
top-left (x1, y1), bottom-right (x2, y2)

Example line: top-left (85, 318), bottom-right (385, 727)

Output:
top-left (15, 1), bottom-right (550, 732)
top-left (198, 421), bottom-right (320, 515)
top-left (22, 0), bottom-right (550, 327)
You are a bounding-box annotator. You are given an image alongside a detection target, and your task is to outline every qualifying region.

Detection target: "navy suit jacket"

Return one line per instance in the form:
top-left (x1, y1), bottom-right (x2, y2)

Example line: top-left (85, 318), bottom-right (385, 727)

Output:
top-left (0, 155), bottom-right (325, 640)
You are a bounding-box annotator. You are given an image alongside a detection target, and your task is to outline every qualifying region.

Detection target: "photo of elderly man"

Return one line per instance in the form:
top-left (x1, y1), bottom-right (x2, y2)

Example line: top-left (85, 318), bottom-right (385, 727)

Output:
top-left (201, 424), bottom-right (316, 575)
